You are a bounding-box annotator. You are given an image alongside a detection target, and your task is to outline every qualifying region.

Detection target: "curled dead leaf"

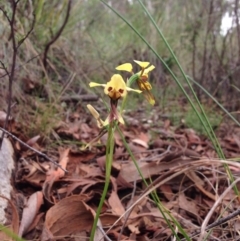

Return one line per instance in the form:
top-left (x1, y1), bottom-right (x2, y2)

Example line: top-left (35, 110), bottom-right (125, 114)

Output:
top-left (18, 191), bottom-right (43, 237)
top-left (41, 195), bottom-right (94, 241)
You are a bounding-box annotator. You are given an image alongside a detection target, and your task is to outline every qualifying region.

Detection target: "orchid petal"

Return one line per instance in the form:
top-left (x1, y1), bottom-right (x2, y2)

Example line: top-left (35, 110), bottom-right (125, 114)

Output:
top-left (89, 82), bottom-right (106, 88)
top-left (118, 113), bottom-right (125, 125)
top-left (134, 60), bottom-right (150, 68)
top-left (116, 63), bottom-right (133, 72)
top-left (144, 65), bottom-right (155, 74)
top-left (126, 87), bottom-right (142, 93)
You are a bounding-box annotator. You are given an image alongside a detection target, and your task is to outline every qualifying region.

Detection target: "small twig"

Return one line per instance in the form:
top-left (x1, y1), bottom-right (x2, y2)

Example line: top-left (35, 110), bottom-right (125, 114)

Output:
top-left (0, 61), bottom-right (10, 78)
top-left (98, 226), bottom-right (112, 241)
top-left (118, 180), bottom-right (137, 241)
top-left (0, 126), bottom-right (67, 172)
top-left (0, 6), bottom-right (11, 24)
top-left (183, 208), bottom-right (240, 241)
top-left (0, 1), bottom-right (35, 149)
top-left (198, 177), bottom-right (240, 241)
top-left (17, 13), bottom-right (36, 49)
top-left (43, 0), bottom-right (72, 69)
top-left (0, 54), bottom-right (41, 79)
top-left (0, 1), bottom-right (18, 147)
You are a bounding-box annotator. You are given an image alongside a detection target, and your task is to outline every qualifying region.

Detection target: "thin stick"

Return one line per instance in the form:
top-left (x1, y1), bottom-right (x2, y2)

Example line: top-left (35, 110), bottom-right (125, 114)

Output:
top-left (0, 1), bottom-right (35, 149)
top-left (198, 177), bottom-right (240, 241)
top-left (0, 127), bottom-right (67, 172)
top-left (43, 0), bottom-right (72, 69)
top-left (118, 180), bottom-right (137, 241)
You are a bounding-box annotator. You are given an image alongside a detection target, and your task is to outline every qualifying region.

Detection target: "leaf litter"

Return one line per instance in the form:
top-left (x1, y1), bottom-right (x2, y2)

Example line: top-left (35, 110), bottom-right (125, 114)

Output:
top-left (1, 107), bottom-right (240, 240)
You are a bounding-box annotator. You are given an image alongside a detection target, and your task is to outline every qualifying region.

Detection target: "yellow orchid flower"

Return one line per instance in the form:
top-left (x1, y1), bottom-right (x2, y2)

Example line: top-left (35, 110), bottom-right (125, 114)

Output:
top-left (89, 74), bottom-right (141, 125)
top-left (89, 74), bottom-right (141, 100)
top-left (138, 65), bottom-right (155, 80)
top-left (116, 60), bottom-right (156, 105)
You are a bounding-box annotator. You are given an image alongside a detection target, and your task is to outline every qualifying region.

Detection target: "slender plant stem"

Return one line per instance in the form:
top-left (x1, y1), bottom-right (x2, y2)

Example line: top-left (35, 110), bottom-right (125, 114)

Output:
top-left (136, 0), bottom-right (238, 194)
top-left (116, 126), bottom-right (190, 241)
top-left (89, 123), bottom-right (115, 241)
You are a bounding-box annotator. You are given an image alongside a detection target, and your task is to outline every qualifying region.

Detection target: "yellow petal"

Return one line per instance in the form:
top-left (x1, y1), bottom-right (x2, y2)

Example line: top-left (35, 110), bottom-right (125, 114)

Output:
top-left (103, 113), bottom-right (125, 126)
top-left (103, 116), bottom-right (110, 126)
top-left (126, 87), bottom-right (142, 93)
top-left (149, 98), bottom-right (155, 105)
top-left (142, 90), bottom-right (155, 105)
top-left (104, 74), bottom-right (127, 99)
top-left (116, 63), bottom-right (133, 73)
top-left (144, 65), bottom-right (155, 74)
top-left (118, 113), bottom-right (125, 125)
top-left (134, 60), bottom-right (150, 68)
top-left (89, 82), bottom-right (106, 88)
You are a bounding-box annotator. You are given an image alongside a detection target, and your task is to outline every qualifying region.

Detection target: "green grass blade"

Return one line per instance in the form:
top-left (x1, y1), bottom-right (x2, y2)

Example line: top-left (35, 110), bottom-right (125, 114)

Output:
top-left (187, 75), bottom-right (240, 126)
top-left (136, 0), bottom-right (239, 194)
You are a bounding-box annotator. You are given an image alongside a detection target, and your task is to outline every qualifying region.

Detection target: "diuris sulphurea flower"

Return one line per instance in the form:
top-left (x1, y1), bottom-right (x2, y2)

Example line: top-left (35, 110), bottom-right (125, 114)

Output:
top-left (116, 60), bottom-right (155, 105)
top-left (89, 74), bottom-right (141, 125)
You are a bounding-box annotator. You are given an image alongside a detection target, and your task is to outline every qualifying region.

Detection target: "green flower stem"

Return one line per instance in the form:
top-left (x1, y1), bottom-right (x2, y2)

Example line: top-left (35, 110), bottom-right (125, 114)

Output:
top-left (101, 0), bottom-right (238, 196)
top-left (120, 74), bottom-right (139, 113)
top-left (187, 75), bottom-right (240, 126)
top-left (116, 125), bottom-right (190, 241)
top-left (136, 0), bottom-right (238, 195)
top-left (90, 122), bottom-right (116, 241)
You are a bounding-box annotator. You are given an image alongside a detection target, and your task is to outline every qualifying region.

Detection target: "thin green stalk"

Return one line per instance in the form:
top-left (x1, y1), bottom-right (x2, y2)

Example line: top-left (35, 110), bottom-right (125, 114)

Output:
top-left (100, 0), bottom-right (216, 154)
top-left (136, 0), bottom-right (223, 158)
top-left (0, 224), bottom-right (25, 241)
top-left (136, 0), bottom-right (238, 193)
top-left (187, 75), bottom-right (240, 126)
top-left (101, 0), bottom-right (238, 195)
top-left (89, 122), bottom-right (116, 241)
top-left (116, 125), bottom-right (190, 241)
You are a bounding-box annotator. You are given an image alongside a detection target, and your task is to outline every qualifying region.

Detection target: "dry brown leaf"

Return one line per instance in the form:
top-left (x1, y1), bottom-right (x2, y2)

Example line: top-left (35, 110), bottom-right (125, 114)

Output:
top-left (26, 135), bottom-right (41, 147)
top-left (128, 196), bottom-right (147, 219)
top-left (128, 219), bottom-right (140, 234)
top-left (18, 191), bottom-right (43, 237)
top-left (50, 148), bottom-right (69, 180)
top-left (100, 213), bottom-right (120, 226)
top-left (186, 170), bottom-right (216, 201)
top-left (43, 148), bottom-right (69, 204)
top-left (96, 155), bottom-right (106, 170)
top-left (132, 138), bottom-right (149, 149)
top-left (120, 150), bottom-right (200, 183)
top-left (16, 160), bottom-right (48, 188)
top-left (178, 193), bottom-right (199, 219)
top-left (159, 184), bottom-right (174, 201)
top-left (108, 191), bottom-right (125, 216)
top-left (66, 179), bottom-right (97, 196)
top-left (41, 195), bottom-right (93, 241)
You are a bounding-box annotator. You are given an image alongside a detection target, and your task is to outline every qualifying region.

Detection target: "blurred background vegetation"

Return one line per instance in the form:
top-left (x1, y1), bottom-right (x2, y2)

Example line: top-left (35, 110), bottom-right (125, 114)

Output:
top-left (0, 0), bottom-right (239, 137)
